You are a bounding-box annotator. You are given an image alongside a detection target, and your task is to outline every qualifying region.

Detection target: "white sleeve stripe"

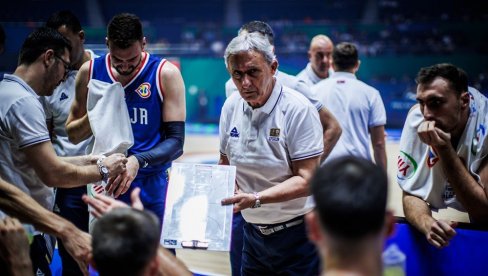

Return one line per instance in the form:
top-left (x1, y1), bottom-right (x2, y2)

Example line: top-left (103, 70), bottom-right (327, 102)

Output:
top-left (156, 59), bottom-right (167, 103)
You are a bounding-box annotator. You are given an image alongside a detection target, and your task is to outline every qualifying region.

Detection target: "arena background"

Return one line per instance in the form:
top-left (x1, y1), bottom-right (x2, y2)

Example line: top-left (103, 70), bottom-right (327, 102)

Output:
top-left (1, 0), bottom-right (487, 274)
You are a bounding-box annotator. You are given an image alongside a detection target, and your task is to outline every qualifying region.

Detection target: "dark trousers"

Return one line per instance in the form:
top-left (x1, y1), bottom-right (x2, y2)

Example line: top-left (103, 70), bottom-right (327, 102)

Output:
top-left (230, 211), bottom-right (245, 276)
top-left (55, 186), bottom-right (89, 276)
top-left (241, 218), bottom-right (320, 276)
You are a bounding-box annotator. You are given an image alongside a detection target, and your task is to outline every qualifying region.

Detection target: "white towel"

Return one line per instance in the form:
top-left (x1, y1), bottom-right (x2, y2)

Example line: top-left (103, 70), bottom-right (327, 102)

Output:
top-left (397, 87), bottom-right (488, 210)
top-left (86, 79), bottom-right (134, 156)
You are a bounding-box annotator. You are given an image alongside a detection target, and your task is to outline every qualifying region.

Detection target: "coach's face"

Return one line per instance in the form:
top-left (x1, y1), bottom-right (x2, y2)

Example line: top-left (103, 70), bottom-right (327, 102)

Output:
top-left (43, 48), bottom-right (70, 96)
top-left (416, 77), bottom-right (469, 133)
top-left (228, 50), bottom-right (277, 108)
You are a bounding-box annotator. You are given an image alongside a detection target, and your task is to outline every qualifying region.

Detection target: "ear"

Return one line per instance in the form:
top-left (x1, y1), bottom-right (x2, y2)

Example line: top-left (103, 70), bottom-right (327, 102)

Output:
top-left (78, 30), bottom-right (85, 43)
top-left (146, 254), bottom-right (160, 276)
top-left (460, 91), bottom-right (470, 109)
top-left (43, 49), bottom-right (55, 67)
top-left (383, 210), bottom-right (396, 239)
top-left (307, 50), bottom-right (312, 60)
top-left (305, 211), bottom-right (323, 244)
top-left (142, 37), bottom-right (147, 50)
top-left (270, 60), bottom-right (278, 75)
top-left (354, 60), bottom-right (361, 73)
top-left (105, 37), bottom-right (109, 47)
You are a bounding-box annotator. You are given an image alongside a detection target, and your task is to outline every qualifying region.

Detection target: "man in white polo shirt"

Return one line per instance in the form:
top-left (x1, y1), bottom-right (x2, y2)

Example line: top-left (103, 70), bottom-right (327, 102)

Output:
top-left (313, 42), bottom-right (387, 170)
top-left (297, 34), bottom-right (334, 86)
top-left (220, 32), bottom-right (323, 275)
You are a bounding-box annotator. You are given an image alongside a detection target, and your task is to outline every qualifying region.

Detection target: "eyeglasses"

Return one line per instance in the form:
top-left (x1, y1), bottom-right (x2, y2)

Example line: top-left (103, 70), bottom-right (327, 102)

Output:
top-left (54, 54), bottom-right (70, 80)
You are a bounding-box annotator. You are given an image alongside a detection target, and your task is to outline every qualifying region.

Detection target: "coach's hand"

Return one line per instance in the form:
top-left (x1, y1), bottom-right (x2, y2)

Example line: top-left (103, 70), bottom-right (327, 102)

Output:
top-left (106, 155), bottom-right (138, 197)
top-left (103, 153), bottom-right (128, 177)
top-left (221, 192), bottom-right (256, 213)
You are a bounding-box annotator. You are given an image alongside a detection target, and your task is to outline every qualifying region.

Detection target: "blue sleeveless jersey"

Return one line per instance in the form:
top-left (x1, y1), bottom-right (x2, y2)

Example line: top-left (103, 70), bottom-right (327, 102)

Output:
top-left (90, 53), bottom-right (171, 176)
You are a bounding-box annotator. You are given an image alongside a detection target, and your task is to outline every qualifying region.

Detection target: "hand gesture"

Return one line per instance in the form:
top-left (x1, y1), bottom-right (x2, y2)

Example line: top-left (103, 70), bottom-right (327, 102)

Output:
top-left (106, 156), bottom-right (139, 198)
top-left (417, 121), bottom-right (451, 148)
top-left (424, 219), bottom-right (457, 248)
top-left (0, 217), bottom-right (32, 273)
top-left (221, 191), bottom-right (255, 213)
top-left (103, 153), bottom-right (128, 177)
top-left (60, 228), bottom-right (91, 276)
top-left (82, 187), bottom-right (144, 218)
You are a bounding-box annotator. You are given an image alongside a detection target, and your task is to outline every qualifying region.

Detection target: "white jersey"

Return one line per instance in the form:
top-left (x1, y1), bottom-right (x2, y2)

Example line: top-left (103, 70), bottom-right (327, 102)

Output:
top-left (296, 62), bottom-right (334, 86)
top-left (40, 50), bottom-right (96, 157)
top-left (312, 72), bottom-right (386, 163)
top-left (225, 70), bottom-right (323, 111)
top-left (0, 74), bottom-right (54, 210)
top-left (220, 79), bottom-right (323, 224)
top-left (398, 87), bottom-right (488, 210)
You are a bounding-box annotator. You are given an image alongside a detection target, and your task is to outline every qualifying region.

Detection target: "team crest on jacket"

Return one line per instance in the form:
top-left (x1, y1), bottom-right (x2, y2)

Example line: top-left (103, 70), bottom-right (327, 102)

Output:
top-left (135, 82), bottom-right (151, 98)
top-left (268, 128), bottom-right (280, 142)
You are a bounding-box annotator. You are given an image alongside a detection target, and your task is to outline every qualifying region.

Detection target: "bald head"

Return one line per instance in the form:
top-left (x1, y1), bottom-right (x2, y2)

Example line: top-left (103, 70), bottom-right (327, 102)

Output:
top-left (308, 35), bottom-right (334, 79)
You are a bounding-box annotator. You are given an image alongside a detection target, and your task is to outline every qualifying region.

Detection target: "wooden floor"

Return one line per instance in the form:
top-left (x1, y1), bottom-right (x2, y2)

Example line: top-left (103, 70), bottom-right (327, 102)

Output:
top-left (174, 135), bottom-right (470, 275)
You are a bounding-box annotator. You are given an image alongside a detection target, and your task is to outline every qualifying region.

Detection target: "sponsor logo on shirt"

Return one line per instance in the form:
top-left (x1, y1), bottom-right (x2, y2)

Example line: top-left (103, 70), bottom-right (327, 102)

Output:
top-left (397, 151), bottom-right (417, 180)
top-left (59, 92), bottom-right (68, 101)
top-left (230, 127), bottom-right (239, 138)
top-left (443, 183), bottom-right (455, 202)
top-left (268, 128), bottom-right (280, 142)
top-left (135, 82), bottom-right (151, 98)
top-left (426, 146), bottom-right (439, 168)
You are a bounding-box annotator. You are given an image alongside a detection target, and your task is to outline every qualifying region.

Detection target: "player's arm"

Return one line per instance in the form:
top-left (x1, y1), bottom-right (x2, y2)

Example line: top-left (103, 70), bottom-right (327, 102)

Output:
top-left (369, 125), bottom-right (387, 171)
top-left (222, 156), bottom-right (320, 212)
top-left (22, 141), bottom-right (127, 188)
top-left (132, 61), bottom-right (186, 167)
top-left (66, 61), bottom-right (92, 144)
top-left (419, 121), bottom-right (488, 221)
top-left (403, 191), bottom-right (457, 248)
top-left (0, 177), bottom-right (92, 274)
top-left (318, 107), bottom-right (341, 161)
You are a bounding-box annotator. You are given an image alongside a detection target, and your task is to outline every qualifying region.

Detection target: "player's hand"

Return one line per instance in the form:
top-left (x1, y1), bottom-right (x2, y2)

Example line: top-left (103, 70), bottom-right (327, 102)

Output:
top-left (221, 191), bottom-right (256, 213)
top-left (59, 227), bottom-right (91, 276)
top-left (82, 187), bottom-right (144, 218)
top-left (424, 219), bottom-right (457, 249)
top-left (106, 156), bottom-right (139, 198)
top-left (417, 120), bottom-right (451, 147)
top-left (103, 153), bottom-right (128, 177)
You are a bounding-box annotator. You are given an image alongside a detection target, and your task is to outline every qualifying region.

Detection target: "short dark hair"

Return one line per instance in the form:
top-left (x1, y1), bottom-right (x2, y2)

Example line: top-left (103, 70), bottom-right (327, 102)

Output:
top-left (107, 13), bottom-right (143, 49)
top-left (416, 63), bottom-right (468, 96)
top-left (332, 42), bottom-right (358, 71)
top-left (18, 27), bottom-right (71, 66)
top-left (45, 10), bottom-right (82, 33)
top-left (239, 21), bottom-right (274, 45)
top-left (92, 208), bottom-right (160, 276)
top-left (310, 156), bottom-right (388, 240)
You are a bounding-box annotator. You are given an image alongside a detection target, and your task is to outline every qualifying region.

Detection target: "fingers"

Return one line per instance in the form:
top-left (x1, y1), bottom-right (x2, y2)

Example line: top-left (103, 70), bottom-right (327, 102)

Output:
top-left (130, 187), bottom-right (144, 210)
top-left (438, 220), bottom-right (457, 238)
top-left (76, 259), bottom-right (89, 276)
top-left (106, 174), bottom-right (123, 196)
top-left (82, 194), bottom-right (105, 219)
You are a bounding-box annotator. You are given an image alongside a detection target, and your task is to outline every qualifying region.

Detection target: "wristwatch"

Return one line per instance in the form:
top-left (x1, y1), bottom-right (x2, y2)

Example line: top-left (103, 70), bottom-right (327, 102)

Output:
top-left (251, 192), bottom-right (261, 208)
top-left (97, 156), bottom-right (109, 182)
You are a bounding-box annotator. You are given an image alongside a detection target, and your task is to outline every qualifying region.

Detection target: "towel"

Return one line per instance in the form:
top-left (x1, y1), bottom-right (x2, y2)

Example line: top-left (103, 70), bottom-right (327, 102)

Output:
top-left (86, 79), bottom-right (134, 156)
top-left (397, 87), bottom-right (488, 210)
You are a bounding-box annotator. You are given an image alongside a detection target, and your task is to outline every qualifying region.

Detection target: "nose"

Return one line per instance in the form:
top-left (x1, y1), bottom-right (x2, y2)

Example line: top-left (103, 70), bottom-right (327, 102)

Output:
top-left (241, 74), bottom-right (251, 89)
top-left (422, 106), bottom-right (434, 121)
top-left (322, 54), bottom-right (330, 64)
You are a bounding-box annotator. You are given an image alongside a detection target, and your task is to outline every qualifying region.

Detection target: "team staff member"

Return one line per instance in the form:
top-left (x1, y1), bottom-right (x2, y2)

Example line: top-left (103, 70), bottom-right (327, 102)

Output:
top-left (66, 13), bottom-right (186, 226)
top-left (220, 32), bottom-right (323, 275)
top-left (0, 27), bottom-right (127, 275)
top-left (399, 63), bottom-right (488, 248)
top-left (313, 42), bottom-right (387, 170)
top-left (297, 34), bottom-right (334, 86)
top-left (42, 10), bottom-right (98, 275)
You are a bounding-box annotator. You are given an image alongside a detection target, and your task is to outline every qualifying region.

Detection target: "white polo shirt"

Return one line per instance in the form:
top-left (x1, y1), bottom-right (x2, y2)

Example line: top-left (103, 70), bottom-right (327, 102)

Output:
top-left (0, 74), bottom-right (54, 210)
top-left (39, 50), bottom-right (96, 157)
top-left (296, 62), bottom-right (334, 86)
top-left (220, 79), bottom-right (323, 224)
top-left (225, 70), bottom-right (323, 111)
top-left (312, 72), bottom-right (386, 163)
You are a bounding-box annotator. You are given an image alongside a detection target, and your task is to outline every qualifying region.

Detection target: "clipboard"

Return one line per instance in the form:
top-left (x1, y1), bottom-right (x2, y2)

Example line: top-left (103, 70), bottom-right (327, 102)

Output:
top-left (161, 163), bottom-right (236, 251)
